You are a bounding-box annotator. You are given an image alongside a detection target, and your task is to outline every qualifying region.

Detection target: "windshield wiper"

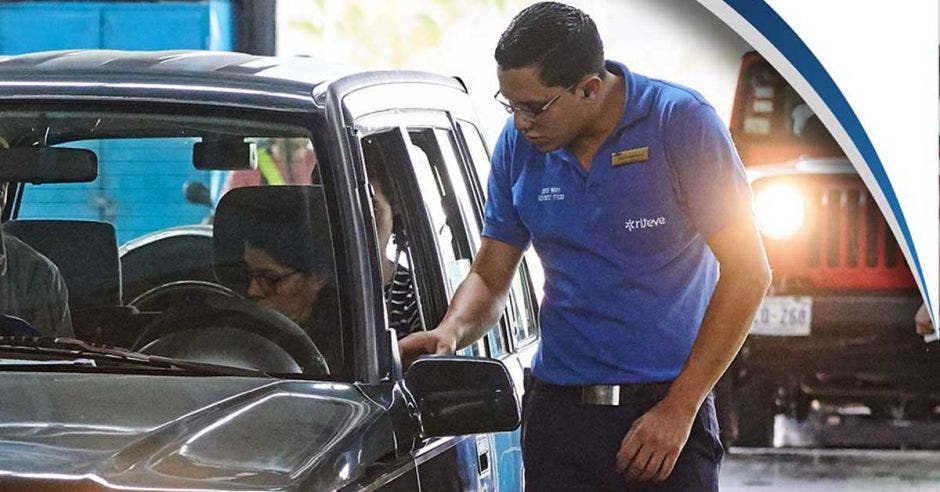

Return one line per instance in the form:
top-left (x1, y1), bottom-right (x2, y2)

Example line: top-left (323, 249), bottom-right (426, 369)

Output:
top-left (0, 337), bottom-right (269, 377)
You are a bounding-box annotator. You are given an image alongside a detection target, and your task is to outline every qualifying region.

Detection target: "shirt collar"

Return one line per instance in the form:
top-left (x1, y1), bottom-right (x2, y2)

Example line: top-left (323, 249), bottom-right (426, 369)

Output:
top-left (606, 60), bottom-right (655, 132)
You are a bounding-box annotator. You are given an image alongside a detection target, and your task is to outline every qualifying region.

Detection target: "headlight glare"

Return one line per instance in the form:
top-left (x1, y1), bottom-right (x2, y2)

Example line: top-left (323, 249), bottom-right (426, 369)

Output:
top-left (754, 184), bottom-right (805, 239)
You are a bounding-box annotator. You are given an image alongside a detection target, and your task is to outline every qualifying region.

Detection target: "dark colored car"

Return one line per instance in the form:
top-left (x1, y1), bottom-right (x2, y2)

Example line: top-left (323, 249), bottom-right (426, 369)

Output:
top-left (717, 52), bottom-right (934, 447)
top-left (0, 50), bottom-right (541, 490)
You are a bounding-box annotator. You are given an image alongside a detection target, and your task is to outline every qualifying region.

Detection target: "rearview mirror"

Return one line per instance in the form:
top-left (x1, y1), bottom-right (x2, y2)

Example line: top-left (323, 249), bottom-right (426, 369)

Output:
top-left (405, 355), bottom-right (520, 437)
top-left (193, 139), bottom-right (257, 170)
top-left (0, 148), bottom-right (97, 183)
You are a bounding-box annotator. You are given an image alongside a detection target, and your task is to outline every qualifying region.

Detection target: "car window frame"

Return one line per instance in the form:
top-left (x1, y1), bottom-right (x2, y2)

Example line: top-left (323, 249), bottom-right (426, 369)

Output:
top-left (0, 101), bottom-right (370, 381)
top-left (451, 119), bottom-right (540, 355)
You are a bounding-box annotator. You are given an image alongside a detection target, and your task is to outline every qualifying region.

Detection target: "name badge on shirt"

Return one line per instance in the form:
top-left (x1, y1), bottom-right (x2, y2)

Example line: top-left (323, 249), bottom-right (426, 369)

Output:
top-left (611, 146), bottom-right (649, 166)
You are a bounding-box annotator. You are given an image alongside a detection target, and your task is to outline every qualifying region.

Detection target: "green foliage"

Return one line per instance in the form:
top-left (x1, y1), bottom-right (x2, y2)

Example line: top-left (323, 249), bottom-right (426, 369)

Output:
top-left (290, 0), bottom-right (527, 67)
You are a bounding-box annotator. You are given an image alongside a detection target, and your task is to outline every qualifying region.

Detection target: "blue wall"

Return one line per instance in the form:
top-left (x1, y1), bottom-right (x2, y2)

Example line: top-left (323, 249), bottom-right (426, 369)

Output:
top-left (1, 1), bottom-right (234, 243)
top-left (0, 1), bottom-right (233, 53)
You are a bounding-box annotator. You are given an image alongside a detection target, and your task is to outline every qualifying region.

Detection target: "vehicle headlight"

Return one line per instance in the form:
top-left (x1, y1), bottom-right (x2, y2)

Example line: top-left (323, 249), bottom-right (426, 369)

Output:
top-left (754, 184), bottom-right (805, 239)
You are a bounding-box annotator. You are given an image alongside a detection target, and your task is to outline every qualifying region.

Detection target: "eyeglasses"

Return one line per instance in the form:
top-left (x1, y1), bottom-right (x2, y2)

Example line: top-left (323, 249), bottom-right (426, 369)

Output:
top-left (494, 82), bottom-right (577, 119)
top-left (246, 269), bottom-right (300, 294)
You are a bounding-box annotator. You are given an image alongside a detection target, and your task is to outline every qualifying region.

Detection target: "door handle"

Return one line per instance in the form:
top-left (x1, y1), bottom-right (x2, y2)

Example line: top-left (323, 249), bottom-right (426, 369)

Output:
top-left (475, 435), bottom-right (492, 478)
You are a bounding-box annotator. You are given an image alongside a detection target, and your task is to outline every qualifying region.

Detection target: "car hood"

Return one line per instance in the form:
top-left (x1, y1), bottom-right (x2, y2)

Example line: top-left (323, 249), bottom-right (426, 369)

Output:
top-left (0, 372), bottom-right (393, 490)
top-left (746, 156), bottom-right (857, 183)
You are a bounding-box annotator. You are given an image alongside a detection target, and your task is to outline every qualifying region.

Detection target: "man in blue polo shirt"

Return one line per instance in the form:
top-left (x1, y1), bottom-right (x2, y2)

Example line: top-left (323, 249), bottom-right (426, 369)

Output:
top-left (400, 2), bottom-right (771, 489)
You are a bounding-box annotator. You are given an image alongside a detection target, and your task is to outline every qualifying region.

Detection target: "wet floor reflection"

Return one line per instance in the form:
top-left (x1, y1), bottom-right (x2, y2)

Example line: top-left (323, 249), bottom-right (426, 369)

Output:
top-left (721, 448), bottom-right (940, 491)
top-left (720, 409), bottom-right (940, 490)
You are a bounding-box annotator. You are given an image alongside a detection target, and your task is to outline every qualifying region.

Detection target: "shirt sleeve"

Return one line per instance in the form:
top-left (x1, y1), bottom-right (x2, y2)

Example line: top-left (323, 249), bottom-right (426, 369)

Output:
top-left (25, 256), bottom-right (73, 338)
top-left (481, 123), bottom-right (531, 250)
top-left (4, 237), bottom-right (74, 338)
top-left (45, 269), bottom-right (74, 338)
top-left (663, 100), bottom-right (754, 238)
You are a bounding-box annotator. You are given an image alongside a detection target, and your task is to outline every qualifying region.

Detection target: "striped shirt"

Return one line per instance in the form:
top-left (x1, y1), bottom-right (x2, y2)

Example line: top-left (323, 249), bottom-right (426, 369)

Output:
top-left (384, 265), bottom-right (421, 338)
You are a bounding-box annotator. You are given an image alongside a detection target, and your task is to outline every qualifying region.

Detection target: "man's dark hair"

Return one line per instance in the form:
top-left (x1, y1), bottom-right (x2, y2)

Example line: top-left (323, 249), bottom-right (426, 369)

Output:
top-left (495, 2), bottom-right (605, 87)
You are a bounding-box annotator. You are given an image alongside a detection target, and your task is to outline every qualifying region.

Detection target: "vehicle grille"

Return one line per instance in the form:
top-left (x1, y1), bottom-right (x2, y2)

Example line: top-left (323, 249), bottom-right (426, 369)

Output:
top-left (806, 181), bottom-right (901, 270)
top-left (754, 174), bottom-right (915, 292)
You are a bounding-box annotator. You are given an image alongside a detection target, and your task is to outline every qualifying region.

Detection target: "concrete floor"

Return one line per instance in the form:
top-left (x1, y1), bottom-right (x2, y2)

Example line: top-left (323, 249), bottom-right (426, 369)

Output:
top-left (720, 448), bottom-right (940, 491)
top-left (719, 409), bottom-right (940, 490)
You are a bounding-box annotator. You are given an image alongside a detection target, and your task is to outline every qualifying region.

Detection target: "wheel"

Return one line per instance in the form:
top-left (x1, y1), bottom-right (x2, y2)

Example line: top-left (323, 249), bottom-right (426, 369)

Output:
top-left (131, 287), bottom-right (329, 375)
top-left (128, 280), bottom-right (236, 312)
top-left (733, 374), bottom-right (777, 447)
top-left (0, 315), bottom-right (41, 337)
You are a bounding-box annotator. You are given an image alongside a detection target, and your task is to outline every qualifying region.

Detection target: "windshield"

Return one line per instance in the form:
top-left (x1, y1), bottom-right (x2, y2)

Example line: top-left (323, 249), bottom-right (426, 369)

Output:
top-left (0, 109), bottom-right (345, 378)
top-left (731, 57), bottom-right (843, 166)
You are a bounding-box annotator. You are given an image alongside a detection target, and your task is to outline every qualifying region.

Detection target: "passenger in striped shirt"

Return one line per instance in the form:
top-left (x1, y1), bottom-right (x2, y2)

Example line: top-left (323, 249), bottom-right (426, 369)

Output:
top-left (366, 154), bottom-right (422, 339)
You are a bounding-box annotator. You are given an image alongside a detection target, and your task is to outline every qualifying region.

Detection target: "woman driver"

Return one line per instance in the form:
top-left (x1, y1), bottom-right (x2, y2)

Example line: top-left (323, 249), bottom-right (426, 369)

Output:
top-left (234, 189), bottom-right (342, 372)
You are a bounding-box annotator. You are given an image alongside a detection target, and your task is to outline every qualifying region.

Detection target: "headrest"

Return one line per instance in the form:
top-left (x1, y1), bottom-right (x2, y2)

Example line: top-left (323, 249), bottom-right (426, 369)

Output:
top-left (2, 220), bottom-right (121, 307)
top-left (213, 186), bottom-right (334, 295)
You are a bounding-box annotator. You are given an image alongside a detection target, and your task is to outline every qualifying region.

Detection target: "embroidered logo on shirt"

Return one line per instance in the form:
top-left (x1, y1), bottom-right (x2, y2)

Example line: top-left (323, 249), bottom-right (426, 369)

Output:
top-left (624, 216), bottom-right (666, 231)
top-left (537, 187), bottom-right (565, 202)
top-left (611, 146), bottom-right (649, 166)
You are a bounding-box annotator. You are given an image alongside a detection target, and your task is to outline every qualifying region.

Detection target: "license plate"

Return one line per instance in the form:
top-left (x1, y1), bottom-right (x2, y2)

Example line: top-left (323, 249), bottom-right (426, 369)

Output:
top-left (750, 296), bottom-right (812, 336)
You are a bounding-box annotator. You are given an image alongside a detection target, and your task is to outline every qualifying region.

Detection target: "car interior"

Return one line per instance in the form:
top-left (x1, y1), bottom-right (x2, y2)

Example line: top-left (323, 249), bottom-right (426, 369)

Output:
top-left (0, 219), bottom-right (143, 346)
top-left (0, 111), bottom-right (352, 378)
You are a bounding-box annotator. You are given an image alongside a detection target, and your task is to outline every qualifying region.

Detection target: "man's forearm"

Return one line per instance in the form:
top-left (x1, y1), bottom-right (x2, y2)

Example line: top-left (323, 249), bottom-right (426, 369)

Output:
top-left (439, 269), bottom-right (512, 350)
top-left (433, 238), bottom-right (524, 350)
top-left (663, 267), bottom-right (771, 415)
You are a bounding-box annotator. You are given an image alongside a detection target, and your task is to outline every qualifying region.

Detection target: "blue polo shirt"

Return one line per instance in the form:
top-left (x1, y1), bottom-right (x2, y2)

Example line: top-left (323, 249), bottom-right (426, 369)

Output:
top-left (482, 61), bottom-right (752, 385)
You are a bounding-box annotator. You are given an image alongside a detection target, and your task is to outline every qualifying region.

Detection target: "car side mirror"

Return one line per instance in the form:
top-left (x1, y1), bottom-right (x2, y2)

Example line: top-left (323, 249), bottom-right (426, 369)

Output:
top-left (404, 355), bottom-right (520, 437)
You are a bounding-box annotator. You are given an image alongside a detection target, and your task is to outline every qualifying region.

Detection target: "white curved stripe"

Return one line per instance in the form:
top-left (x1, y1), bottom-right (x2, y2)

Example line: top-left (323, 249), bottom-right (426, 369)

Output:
top-left (696, 0), bottom-right (938, 328)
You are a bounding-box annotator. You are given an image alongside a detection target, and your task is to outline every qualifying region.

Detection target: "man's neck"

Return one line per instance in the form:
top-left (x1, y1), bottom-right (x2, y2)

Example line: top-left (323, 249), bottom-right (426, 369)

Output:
top-left (569, 70), bottom-right (627, 170)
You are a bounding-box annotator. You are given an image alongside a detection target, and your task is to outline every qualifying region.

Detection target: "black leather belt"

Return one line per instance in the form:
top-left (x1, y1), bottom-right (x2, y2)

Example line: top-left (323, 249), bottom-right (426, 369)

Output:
top-left (532, 379), bottom-right (672, 406)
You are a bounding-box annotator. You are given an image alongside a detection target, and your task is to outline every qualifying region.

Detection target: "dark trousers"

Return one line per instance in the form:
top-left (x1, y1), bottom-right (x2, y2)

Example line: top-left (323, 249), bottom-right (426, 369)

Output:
top-left (521, 378), bottom-right (723, 491)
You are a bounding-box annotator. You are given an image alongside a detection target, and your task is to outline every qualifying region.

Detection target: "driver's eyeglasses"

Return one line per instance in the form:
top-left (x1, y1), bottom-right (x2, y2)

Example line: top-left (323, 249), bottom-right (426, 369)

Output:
top-left (247, 269), bottom-right (300, 293)
top-left (494, 82), bottom-right (577, 119)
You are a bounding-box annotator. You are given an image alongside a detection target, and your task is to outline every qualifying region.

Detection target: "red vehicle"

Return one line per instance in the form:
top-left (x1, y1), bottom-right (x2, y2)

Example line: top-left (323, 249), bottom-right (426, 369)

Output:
top-left (719, 52), bottom-right (933, 447)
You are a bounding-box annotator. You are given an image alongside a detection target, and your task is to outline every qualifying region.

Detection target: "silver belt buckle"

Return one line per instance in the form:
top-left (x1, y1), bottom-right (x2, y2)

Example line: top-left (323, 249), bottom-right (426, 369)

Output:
top-left (581, 385), bottom-right (620, 406)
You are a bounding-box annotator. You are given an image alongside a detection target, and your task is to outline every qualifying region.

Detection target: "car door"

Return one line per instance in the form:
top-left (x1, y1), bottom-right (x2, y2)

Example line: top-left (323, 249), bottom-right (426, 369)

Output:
top-left (452, 118), bottom-right (541, 491)
top-left (397, 113), bottom-right (539, 492)
top-left (401, 120), bottom-right (499, 491)
top-left (355, 116), bottom-right (496, 491)
top-left (329, 72), bottom-right (528, 490)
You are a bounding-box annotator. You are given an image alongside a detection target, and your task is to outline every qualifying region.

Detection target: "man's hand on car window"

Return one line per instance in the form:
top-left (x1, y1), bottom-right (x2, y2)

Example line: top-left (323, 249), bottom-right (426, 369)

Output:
top-left (915, 303), bottom-right (933, 336)
top-left (398, 327), bottom-right (457, 367)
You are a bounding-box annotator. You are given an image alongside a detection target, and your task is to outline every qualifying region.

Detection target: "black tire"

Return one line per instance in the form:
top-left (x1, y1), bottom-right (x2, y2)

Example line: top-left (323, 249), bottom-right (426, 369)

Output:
top-left (733, 374), bottom-right (777, 447)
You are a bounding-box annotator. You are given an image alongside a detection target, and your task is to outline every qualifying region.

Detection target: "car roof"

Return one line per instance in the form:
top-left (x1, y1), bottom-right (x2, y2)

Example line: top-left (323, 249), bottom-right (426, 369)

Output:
top-left (0, 50), bottom-right (463, 113)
